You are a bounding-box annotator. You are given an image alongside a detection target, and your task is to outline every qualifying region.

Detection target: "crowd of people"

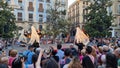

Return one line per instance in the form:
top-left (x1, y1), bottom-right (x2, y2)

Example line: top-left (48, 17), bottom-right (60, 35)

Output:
top-left (0, 37), bottom-right (120, 68)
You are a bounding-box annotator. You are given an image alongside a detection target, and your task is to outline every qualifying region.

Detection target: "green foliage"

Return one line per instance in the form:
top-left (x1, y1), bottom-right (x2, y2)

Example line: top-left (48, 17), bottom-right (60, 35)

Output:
top-left (43, 2), bottom-right (72, 38)
top-left (84, 0), bottom-right (114, 37)
top-left (0, 1), bottom-right (17, 38)
top-left (44, 19), bottom-right (72, 37)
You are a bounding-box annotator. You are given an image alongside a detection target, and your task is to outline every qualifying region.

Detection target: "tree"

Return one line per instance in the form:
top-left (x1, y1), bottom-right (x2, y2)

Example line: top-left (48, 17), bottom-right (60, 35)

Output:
top-left (43, 1), bottom-right (72, 38)
top-left (0, 1), bottom-right (17, 38)
top-left (84, 0), bottom-right (114, 37)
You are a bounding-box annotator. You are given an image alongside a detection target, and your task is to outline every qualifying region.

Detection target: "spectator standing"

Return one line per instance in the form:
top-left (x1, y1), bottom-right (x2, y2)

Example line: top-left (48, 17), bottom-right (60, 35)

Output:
top-left (82, 46), bottom-right (95, 68)
top-left (67, 57), bottom-right (82, 68)
top-left (60, 48), bottom-right (72, 68)
top-left (23, 45), bottom-right (35, 64)
top-left (8, 49), bottom-right (18, 67)
top-left (56, 44), bottom-right (64, 61)
top-left (51, 50), bottom-right (59, 63)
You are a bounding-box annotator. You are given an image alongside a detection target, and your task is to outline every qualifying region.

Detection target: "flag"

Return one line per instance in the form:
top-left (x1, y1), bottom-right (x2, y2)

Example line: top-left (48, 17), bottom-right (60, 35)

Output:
top-left (75, 27), bottom-right (89, 45)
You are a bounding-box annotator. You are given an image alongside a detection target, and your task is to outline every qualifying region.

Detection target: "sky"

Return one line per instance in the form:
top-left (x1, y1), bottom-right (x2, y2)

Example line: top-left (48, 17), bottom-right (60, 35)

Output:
top-left (68, 0), bottom-right (76, 7)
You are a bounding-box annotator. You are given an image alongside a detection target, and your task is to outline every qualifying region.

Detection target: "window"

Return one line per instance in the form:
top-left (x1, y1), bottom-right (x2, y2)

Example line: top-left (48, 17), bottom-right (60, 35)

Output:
top-left (39, 15), bottom-right (43, 17)
top-left (83, 2), bottom-right (85, 4)
top-left (119, 18), bottom-right (120, 25)
top-left (86, 9), bottom-right (88, 14)
top-left (86, 1), bottom-right (88, 5)
top-left (83, 9), bottom-right (85, 15)
top-left (17, 12), bottom-right (22, 21)
top-left (28, 2), bottom-right (34, 11)
top-left (39, 14), bottom-right (43, 22)
top-left (18, 0), bottom-right (22, 3)
top-left (118, 5), bottom-right (120, 14)
top-left (46, 4), bottom-right (50, 10)
top-left (29, 13), bottom-right (33, 21)
top-left (39, 25), bottom-right (42, 30)
top-left (38, 3), bottom-right (43, 12)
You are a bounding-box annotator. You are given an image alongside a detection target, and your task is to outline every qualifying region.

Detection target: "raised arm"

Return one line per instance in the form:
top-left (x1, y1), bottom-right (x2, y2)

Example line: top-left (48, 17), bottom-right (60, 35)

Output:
top-left (36, 48), bottom-right (44, 68)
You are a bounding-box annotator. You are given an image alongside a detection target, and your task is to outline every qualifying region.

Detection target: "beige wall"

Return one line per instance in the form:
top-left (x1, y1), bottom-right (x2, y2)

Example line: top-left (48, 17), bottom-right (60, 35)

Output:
top-left (112, 1), bottom-right (120, 26)
top-left (68, 0), bottom-right (90, 28)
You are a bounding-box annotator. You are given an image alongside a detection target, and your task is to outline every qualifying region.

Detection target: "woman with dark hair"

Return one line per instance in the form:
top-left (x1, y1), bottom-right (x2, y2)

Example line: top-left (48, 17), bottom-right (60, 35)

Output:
top-left (8, 49), bottom-right (13, 56)
top-left (42, 57), bottom-right (59, 68)
top-left (82, 46), bottom-right (95, 68)
top-left (75, 43), bottom-right (84, 51)
top-left (32, 54), bottom-right (38, 68)
top-left (51, 50), bottom-right (59, 63)
top-left (12, 57), bottom-right (24, 68)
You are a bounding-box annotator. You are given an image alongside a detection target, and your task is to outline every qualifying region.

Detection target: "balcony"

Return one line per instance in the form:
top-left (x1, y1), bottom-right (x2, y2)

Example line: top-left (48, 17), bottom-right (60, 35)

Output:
top-left (29, 18), bottom-right (33, 22)
top-left (39, 19), bottom-right (43, 23)
top-left (17, 18), bottom-right (22, 21)
top-left (17, 6), bottom-right (23, 10)
top-left (28, 7), bottom-right (34, 11)
top-left (38, 8), bottom-right (44, 12)
top-left (83, 5), bottom-right (87, 9)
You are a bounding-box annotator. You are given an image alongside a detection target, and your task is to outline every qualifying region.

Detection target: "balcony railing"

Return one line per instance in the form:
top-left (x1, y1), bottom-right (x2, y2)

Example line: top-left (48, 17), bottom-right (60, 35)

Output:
top-left (17, 18), bottom-right (23, 21)
top-left (28, 7), bottom-right (34, 11)
top-left (38, 8), bottom-right (44, 12)
top-left (17, 6), bottom-right (23, 10)
top-left (29, 18), bottom-right (33, 22)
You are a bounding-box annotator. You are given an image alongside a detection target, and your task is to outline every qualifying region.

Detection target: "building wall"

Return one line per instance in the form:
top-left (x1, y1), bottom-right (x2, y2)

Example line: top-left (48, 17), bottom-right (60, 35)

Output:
top-left (7, 0), bottom-right (68, 32)
top-left (68, 0), bottom-right (89, 29)
top-left (110, 0), bottom-right (120, 37)
top-left (68, 0), bottom-right (120, 37)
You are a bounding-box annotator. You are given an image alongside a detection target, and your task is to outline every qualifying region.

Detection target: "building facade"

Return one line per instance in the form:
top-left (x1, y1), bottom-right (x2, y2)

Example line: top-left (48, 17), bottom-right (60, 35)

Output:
top-left (68, 0), bottom-right (120, 37)
top-left (68, 0), bottom-right (89, 29)
top-left (110, 0), bottom-right (120, 37)
top-left (6, 0), bottom-right (68, 32)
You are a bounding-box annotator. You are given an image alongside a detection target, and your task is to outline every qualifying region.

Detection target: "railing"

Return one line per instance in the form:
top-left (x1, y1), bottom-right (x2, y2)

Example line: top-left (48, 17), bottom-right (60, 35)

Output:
top-left (29, 18), bottom-right (33, 22)
top-left (38, 8), bottom-right (44, 12)
top-left (28, 7), bottom-right (34, 11)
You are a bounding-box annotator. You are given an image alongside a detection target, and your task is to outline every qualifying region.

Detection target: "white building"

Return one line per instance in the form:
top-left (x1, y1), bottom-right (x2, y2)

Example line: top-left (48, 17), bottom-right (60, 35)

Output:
top-left (6, 0), bottom-right (68, 31)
